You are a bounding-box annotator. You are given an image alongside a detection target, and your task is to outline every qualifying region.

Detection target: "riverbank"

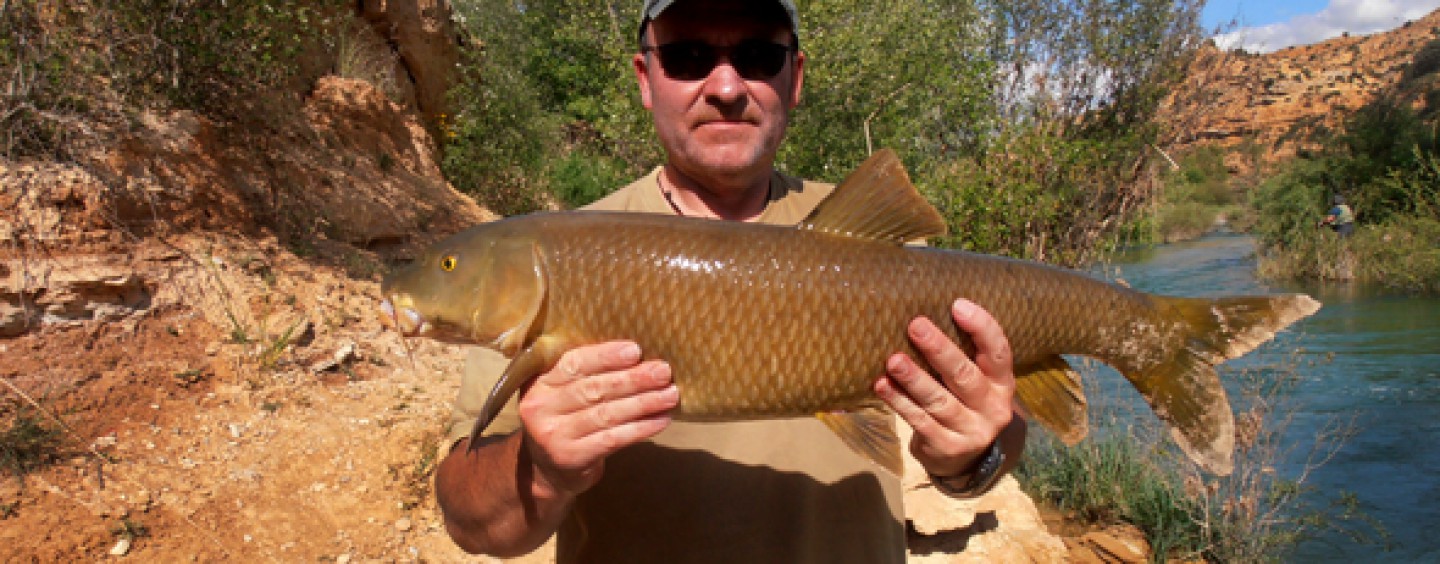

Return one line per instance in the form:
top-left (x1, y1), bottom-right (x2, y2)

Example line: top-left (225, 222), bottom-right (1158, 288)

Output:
top-left (1255, 217), bottom-right (1440, 292)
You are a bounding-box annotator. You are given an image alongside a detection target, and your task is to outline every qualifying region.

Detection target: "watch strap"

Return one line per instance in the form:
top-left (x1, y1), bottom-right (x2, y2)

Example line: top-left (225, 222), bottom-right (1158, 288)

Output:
top-left (929, 439), bottom-right (1006, 498)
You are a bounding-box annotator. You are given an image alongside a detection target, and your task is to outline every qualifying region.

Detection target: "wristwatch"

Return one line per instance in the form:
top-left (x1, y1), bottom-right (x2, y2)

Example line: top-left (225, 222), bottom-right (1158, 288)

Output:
top-left (929, 439), bottom-right (1006, 498)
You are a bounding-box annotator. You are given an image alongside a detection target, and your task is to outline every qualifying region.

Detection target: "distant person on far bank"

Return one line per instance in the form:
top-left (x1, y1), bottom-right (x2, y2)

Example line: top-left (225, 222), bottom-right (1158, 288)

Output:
top-left (1321, 194), bottom-right (1355, 237)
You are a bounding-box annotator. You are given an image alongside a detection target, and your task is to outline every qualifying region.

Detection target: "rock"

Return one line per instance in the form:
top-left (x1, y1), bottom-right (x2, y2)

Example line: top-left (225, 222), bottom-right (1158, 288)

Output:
top-left (358, 0), bottom-right (460, 121)
top-left (1067, 524), bottom-right (1150, 564)
top-left (311, 341), bottom-right (359, 373)
top-left (395, 517), bottom-right (413, 532)
top-left (1162, 10), bottom-right (1440, 173)
top-left (1, 255), bottom-right (151, 336)
top-left (899, 422), bottom-right (1069, 563)
top-left (109, 537), bottom-right (132, 556)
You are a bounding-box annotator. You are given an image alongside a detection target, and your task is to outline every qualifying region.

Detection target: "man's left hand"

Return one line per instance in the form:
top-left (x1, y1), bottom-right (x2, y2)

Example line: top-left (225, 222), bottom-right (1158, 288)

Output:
top-left (874, 298), bottom-right (1018, 478)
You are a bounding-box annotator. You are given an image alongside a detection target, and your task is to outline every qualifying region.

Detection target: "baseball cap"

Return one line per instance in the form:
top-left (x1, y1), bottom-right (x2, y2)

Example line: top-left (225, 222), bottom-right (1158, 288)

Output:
top-left (639, 0), bottom-right (800, 39)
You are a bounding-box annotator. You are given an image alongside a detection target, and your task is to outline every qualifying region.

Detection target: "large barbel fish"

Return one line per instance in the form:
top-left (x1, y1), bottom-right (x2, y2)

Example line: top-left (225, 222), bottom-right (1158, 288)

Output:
top-left (381, 149), bottom-right (1319, 475)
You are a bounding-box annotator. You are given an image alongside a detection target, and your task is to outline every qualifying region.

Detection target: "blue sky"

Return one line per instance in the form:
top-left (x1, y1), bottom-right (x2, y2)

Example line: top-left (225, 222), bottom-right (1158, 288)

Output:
top-left (1202, 0), bottom-right (1440, 52)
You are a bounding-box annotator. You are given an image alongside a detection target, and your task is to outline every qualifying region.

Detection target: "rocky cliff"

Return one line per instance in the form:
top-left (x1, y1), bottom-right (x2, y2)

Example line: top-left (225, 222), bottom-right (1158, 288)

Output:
top-left (1161, 9), bottom-right (1440, 172)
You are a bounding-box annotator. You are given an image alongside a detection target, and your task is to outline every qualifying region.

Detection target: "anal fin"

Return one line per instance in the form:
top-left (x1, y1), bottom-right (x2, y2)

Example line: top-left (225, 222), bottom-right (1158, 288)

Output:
top-left (1013, 356), bottom-right (1088, 445)
top-left (816, 406), bottom-right (902, 475)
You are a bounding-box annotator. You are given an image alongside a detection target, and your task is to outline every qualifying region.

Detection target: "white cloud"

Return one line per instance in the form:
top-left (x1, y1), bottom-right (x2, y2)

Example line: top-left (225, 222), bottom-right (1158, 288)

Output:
top-left (1214, 0), bottom-right (1440, 53)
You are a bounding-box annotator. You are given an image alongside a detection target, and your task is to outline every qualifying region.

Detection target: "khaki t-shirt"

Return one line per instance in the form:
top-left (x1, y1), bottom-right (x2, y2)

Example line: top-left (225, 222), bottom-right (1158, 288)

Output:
top-left (447, 168), bottom-right (907, 563)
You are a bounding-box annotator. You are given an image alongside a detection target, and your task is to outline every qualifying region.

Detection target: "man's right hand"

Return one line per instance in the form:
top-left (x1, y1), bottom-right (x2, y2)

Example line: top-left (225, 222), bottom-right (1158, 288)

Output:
top-left (435, 341), bottom-right (676, 555)
top-left (518, 341), bottom-right (678, 499)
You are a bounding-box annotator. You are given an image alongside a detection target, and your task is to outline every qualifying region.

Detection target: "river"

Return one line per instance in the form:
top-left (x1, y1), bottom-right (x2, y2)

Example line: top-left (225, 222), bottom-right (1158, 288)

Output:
top-left (1104, 233), bottom-right (1440, 562)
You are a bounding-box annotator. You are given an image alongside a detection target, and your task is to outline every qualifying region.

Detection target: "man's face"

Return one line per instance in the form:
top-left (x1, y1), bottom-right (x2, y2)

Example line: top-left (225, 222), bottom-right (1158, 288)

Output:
top-left (634, 3), bottom-right (804, 188)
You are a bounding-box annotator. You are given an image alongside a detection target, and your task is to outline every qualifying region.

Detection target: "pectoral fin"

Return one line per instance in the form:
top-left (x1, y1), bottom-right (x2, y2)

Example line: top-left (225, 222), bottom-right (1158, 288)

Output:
top-left (1013, 356), bottom-right (1088, 445)
top-left (467, 334), bottom-right (572, 452)
top-left (817, 406), bottom-right (902, 475)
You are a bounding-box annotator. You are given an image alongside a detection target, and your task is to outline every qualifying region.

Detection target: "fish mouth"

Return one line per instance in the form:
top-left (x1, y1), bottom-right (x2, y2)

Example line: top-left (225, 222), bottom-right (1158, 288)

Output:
top-left (379, 297), bottom-right (472, 344)
top-left (379, 297), bottom-right (429, 337)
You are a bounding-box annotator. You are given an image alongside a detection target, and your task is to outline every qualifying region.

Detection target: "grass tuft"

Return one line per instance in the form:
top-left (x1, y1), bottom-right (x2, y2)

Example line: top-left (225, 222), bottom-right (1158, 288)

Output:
top-left (1, 398), bottom-right (69, 483)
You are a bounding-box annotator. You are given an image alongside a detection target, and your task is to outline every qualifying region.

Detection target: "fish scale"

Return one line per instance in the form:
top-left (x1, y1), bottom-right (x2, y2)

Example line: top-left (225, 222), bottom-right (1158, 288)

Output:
top-left (482, 209), bottom-right (1146, 417)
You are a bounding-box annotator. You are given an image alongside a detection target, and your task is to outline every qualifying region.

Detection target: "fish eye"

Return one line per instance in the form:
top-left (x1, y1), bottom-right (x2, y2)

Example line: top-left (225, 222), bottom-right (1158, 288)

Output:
top-left (441, 255), bottom-right (458, 272)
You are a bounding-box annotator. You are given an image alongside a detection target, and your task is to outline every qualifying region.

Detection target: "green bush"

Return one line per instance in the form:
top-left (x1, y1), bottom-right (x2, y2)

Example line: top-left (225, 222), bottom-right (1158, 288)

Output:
top-left (1155, 201), bottom-right (1224, 242)
top-left (1144, 146), bottom-right (1248, 243)
top-left (112, 1), bottom-right (350, 123)
top-left (1169, 146), bottom-right (1237, 207)
top-left (921, 129), bottom-right (1159, 266)
top-left (547, 150), bottom-right (635, 209)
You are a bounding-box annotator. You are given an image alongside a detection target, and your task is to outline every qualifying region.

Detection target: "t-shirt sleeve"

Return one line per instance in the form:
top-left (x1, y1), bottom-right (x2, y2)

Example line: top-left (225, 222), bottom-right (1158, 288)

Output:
top-left (444, 347), bottom-right (523, 450)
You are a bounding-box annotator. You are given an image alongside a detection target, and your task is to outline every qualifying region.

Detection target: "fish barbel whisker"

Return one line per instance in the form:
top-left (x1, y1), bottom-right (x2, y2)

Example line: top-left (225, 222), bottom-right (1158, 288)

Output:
top-left (380, 298), bottom-right (419, 372)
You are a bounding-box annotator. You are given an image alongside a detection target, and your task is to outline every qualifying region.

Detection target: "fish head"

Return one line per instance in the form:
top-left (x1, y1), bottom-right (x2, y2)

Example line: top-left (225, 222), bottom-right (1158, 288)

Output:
top-left (380, 220), bottom-right (546, 356)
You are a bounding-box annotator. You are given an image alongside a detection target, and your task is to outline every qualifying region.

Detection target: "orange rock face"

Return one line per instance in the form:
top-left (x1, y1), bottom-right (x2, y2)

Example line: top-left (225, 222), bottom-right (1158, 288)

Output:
top-left (1161, 9), bottom-right (1440, 173)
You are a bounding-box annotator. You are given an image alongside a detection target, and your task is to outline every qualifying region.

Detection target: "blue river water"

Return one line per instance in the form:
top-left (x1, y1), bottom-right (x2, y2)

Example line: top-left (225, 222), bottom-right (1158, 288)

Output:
top-left (1103, 233), bottom-right (1440, 562)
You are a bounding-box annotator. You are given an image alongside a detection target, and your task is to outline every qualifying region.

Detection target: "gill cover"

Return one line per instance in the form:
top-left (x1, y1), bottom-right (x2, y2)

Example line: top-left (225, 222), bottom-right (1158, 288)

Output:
top-left (465, 236), bottom-right (558, 446)
top-left (469, 238), bottom-right (548, 356)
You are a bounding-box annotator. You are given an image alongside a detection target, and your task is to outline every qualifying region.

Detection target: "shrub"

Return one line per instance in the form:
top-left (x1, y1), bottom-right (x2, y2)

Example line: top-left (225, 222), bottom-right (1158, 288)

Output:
top-left (1, 397), bottom-right (68, 482)
top-left (547, 150), bottom-right (635, 209)
top-left (1402, 38), bottom-right (1440, 84)
top-left (1156, 201), bottom-right (1223, 242)
top-left (922, 128), bottom-right (1160, 266)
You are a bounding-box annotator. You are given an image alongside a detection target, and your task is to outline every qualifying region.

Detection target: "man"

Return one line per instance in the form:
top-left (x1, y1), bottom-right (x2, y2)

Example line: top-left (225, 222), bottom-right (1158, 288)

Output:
top-left (433, 1), bottom-right (1026, 561)
top-left (1321, 194), bottom-right (1355, 237)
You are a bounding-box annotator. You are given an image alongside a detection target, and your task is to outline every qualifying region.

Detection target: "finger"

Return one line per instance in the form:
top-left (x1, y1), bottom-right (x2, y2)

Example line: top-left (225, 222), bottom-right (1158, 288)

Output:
top-left (554, 360), bottom-right (672, 414)
top-left (571, 374), bottom-right (680, 442)
top-left (875, 356), bottom-right (956, 442)
top-left (907, 314), bottom-right (988, 405)
top-left (543, 341), bottom-right (643, 386)
top-left (884, 346), bottom-right (962, 418)
top-left (559, 414), bottom-right (673, 470)
top-left (522, 365), bottom-right (677, 470)
top-left (950, 299), bottom-right (1015, 394)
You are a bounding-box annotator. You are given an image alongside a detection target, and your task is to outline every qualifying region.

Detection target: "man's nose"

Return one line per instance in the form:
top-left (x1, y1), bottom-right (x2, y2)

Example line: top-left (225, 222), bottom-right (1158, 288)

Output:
top-left (701, 59), bottom-right (746, 105)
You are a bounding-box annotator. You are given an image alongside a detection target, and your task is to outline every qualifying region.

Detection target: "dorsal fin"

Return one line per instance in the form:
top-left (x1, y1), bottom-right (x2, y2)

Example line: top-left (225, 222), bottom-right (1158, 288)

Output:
top-left (800, 149), bottom-right (948, 244)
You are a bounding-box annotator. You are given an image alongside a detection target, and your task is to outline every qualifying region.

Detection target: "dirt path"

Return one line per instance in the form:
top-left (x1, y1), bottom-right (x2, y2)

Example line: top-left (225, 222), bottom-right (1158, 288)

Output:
top-left (1, 241), bottom-right (489, 560)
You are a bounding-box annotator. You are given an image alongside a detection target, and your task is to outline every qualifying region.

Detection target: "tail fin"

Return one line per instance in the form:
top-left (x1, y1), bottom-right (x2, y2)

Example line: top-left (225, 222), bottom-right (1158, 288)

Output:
top-left (1130, 294), bottom-right (1321, 475)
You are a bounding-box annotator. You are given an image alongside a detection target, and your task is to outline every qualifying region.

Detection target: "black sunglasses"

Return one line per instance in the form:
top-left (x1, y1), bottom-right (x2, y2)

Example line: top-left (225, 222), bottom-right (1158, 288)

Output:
top-left (642, 39), bottom-right (796, 81)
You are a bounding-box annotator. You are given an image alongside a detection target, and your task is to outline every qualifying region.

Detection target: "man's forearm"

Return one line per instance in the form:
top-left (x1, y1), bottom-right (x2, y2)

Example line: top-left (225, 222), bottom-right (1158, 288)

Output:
top-left (434, 432), bottom-right (574, 556)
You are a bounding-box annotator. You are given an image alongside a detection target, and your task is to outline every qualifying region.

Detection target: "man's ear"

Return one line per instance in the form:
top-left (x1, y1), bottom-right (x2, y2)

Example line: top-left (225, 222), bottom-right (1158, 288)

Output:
top-left (634, 52), bottom-right (655, 110)
top-left (789, 50), bottom-right (806, 108)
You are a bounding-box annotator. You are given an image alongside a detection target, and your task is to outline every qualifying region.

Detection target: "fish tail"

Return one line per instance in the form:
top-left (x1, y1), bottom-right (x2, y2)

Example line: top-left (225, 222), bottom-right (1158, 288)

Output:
top-left (1160, 294), bottom-right (1322, 363)
top-left (1131, 294), bottom-right (1321, 475)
